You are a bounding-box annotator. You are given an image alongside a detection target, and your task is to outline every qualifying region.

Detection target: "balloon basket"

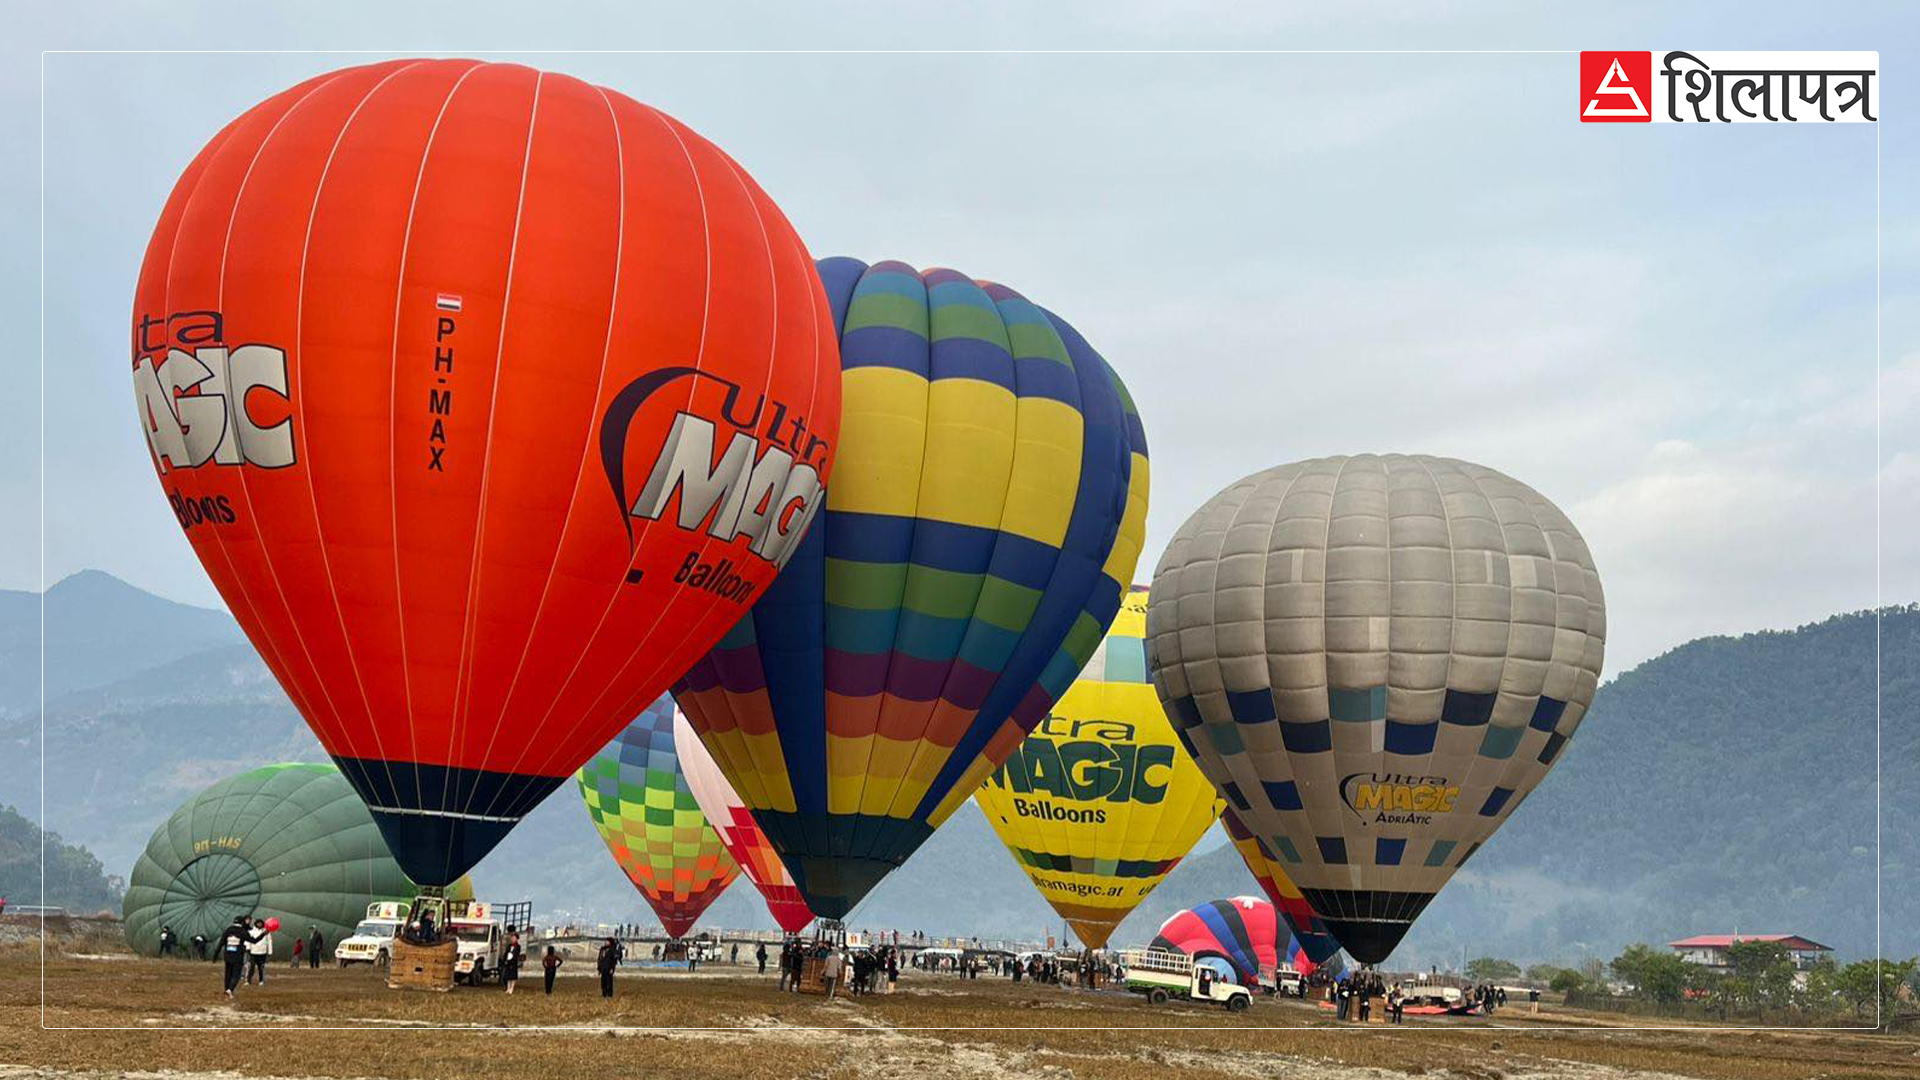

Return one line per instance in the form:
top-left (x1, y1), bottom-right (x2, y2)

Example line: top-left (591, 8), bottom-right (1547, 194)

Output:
top-left (794, 920), bottom-right (844, 996)
top-left (387, 936), bottom-right (456, 992)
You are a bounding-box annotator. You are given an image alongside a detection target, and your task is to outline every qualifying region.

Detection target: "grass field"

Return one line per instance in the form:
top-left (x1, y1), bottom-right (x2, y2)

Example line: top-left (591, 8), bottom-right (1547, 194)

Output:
top-left (6, 940), bottom-right (1920, 1080)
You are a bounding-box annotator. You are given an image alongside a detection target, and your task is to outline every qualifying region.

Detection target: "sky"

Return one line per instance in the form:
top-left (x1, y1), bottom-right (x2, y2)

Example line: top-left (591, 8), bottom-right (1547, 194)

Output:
top-left (7, 2), bottom-right (1916, 674)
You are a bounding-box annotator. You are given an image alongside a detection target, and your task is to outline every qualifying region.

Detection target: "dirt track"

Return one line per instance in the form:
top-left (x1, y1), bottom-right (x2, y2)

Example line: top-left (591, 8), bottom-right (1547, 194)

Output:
top-left (6, 944), bottom-right (1919, 1080)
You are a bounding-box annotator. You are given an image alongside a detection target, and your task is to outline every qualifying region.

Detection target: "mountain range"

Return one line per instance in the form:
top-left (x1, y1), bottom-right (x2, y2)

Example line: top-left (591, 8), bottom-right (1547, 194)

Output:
top-left (3, 570), bottom-right (1910, 967)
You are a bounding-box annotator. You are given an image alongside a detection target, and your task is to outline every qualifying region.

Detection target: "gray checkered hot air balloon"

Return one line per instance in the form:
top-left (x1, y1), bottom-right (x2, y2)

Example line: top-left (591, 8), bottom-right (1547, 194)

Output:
top-left (1145, 455), bottom-right (1605, 965)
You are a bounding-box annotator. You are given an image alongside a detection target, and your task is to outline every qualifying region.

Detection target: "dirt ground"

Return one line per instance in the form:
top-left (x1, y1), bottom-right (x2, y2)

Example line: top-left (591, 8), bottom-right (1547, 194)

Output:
top-left (5, 940), bottom-right (1919, 1080)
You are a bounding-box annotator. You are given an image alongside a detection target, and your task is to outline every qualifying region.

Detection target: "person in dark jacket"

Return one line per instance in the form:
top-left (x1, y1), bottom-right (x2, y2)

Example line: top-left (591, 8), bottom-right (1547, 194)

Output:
top-left (756, 941), bottom-right (768, 974)
top-left (597, 937), bottom-right (619, 998)
top-left (543, 945), bottom-right (563, 995)
top-left (191, 932), bottom-right (208, 960)
top-left (502, 932), bottom-right (524, 994)
top-left (159, 926), bottom-right (176, 958)
top-left (307, 926), bottom-right (323, 969)
top-left (217, 916), bottom-right (254, 997)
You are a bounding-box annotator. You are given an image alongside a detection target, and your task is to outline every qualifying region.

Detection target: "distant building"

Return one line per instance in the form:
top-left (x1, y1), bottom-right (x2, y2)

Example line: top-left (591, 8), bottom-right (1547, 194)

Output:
top-left (1668, 934), bottom-right (1833, 975)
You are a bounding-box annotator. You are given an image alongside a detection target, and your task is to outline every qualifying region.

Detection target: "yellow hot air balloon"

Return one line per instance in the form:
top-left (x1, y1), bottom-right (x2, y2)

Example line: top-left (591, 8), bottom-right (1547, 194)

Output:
top-left (976, 586), bottom-right (1221, 948)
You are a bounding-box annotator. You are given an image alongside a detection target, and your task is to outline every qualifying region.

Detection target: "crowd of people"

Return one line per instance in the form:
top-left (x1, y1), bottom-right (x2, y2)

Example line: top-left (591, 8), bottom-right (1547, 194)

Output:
top-left (1328, 972), bottom-right (1404, 1023)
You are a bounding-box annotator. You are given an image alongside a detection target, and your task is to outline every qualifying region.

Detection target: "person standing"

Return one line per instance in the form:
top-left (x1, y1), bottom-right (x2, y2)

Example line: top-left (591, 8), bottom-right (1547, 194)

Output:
top-left (291, 935), bottom-right (304, 969)
top-left (543, 945), bottom-right (563, 995)
top-left (597, 937), bottom-right (619, 998)
top-left (756, 941), bottom-right (768, 975)
top-left (191, 932), bottom-right (208, 961)
top-left (217, 916), bottom-right (251, 997)
top-left (502, 932), bottom-right (524, 994)
top-left (731, 942), bottom-right (740, 966)
top-left (159, 925), bottom-right (176, 958)
top-left (307, 926), bottom-right (323, 969)
top-left (1529, 986), bottom-right (1540, 1014)
top-left (1358, 979), bottom-right (1372, 1022)
top-left (245, 919), bottom-right (272, 986)
top-left (885, 949), bottom-right (899, 995)
top-left (1389, 985), bottom-right (1404, 1024)
top-left (822, 946), bottom-right (844, 1001)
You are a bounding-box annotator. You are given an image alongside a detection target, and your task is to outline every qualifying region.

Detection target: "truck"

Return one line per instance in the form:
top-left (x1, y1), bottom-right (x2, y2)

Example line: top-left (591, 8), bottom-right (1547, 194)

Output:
top-left (335, 901), bottom-right (410, 967)
top-left (1119, 948), bottom-right (1252, 1012)
top-left (449, 901), bottom-right (506, 984)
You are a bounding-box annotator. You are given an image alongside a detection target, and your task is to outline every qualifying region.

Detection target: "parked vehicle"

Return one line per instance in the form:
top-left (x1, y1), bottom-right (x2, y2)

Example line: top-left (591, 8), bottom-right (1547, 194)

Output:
top-left (335, 902), bottom-right (409, 967)
top-left (1120, 948), bottom-right (1252, 1012)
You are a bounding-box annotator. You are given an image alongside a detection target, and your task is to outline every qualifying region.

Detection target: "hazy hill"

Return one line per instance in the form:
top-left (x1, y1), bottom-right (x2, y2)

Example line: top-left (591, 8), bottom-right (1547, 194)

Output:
top-left (6, 571), bottom-right (1911, 965)
top-left (0, 803), bottom-right (118, 913)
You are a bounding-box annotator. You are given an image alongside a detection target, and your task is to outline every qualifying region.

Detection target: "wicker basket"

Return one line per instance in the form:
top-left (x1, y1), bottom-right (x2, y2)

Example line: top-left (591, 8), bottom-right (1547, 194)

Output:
top-left (795, 952), bottom-right (831, 995)
top-left (387, 937), bottom-right (456, 991)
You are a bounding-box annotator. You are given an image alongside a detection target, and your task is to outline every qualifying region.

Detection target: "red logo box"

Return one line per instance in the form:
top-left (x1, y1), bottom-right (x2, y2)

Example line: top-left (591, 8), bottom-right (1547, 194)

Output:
top-left (1580, 51), bottom-right (1652, 122)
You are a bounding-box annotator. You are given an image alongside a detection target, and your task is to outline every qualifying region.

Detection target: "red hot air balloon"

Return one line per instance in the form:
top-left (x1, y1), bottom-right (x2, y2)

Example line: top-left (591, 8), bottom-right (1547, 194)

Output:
top-left (130, 59), bottom-right (839, 887)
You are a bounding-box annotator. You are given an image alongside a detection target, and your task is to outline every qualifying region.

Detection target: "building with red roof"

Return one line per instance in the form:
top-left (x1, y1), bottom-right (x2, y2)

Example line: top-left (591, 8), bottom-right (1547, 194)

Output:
top-left (1668, 934), bottom-right (1833, 975)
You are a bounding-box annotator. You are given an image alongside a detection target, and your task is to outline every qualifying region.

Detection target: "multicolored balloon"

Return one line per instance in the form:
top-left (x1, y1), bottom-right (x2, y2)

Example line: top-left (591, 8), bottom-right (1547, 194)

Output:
top-left (1147, 455), bottom-right (1606, 964)
top-left (976, 586), bottom-right (1219, 949)
top-left (673, 710), bottom-right (815, 934)
top-left (675, 257), bottom-right (1149, 919)
top-left (1149, 896), bottom-right (1282, 987)
top-left (1219, 807), bottom-right (1341, 967)
top-left (130, 58), bottom-right (838, 886)
top-left (578, 697), bottom-right (739, 938)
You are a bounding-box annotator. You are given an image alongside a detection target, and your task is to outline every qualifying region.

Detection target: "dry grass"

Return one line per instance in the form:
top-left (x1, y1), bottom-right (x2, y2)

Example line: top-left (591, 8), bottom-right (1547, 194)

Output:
top-left (5, 940), bottom-right (1920, 1079)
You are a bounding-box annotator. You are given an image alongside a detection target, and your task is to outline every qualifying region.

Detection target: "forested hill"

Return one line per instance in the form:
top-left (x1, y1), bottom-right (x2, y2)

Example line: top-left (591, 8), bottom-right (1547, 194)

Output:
top-left (3, 571), bottom-right (1911, 964)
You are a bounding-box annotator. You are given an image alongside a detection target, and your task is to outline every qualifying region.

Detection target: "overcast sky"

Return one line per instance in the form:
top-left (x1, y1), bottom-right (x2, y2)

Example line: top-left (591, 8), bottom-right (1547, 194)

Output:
top-left (8, 2), bottom-right (1916, 674)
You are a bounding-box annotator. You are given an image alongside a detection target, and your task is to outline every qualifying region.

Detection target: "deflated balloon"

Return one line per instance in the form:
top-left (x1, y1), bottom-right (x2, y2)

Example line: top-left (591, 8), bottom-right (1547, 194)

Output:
top-left (578, 697), bottom-right (738, 938)
top-left (122, 764), bottom-right (472, 958)
top-left (675, 257), bottom-right (1148, 920)
top-left (1219, 807), bottom-right (1341, 968)
top-left (674, 710), bottom-right (815, 934)
top-left (976, 586), bottom-right (1219, 949)
top-left (1149, 896), bottom-right (1282, 987)
top-left (1147, 455), bottom-right (1605, 964)
top-left (131, 59), bottom-right (838, 886)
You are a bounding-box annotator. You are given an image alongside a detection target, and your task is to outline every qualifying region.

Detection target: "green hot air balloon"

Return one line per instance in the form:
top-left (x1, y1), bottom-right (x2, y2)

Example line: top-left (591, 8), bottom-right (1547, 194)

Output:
top-left (1147, 455), bottom-right (1605, 965)
top-left (122, 764), bottom-right (472, 959)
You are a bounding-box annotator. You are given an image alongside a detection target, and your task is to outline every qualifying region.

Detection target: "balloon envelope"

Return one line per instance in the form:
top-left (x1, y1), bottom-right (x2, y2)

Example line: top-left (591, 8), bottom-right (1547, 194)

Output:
top-left (674, 711), bottom-right (815, 934)
top-left (122, 763), bottom-right (472, 958)
top-left (131, 59), bottom-right (838, 886)
top-left (976, 586), bottom-right (1219, 948)
top-left (1147, 455), bottom-right (1605, 964)
top-left (675, 257), bottom-right (1149, 919)
top-left (578, 697), bottom-right (739, 938)
top-left (1149, 896), bottom-right (1281, 987)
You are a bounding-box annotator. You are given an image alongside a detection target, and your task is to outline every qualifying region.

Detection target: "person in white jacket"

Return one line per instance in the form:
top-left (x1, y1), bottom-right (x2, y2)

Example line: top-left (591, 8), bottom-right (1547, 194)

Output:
top-left (245, 919), bottom-right (272, 986)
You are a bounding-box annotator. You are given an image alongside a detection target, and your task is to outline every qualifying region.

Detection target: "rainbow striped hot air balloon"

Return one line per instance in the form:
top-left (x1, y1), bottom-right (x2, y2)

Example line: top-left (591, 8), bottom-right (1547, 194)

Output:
top-left (674, 257), bottom-right (1149, 920)
top-left (578, 697), bottom-right (738, 938)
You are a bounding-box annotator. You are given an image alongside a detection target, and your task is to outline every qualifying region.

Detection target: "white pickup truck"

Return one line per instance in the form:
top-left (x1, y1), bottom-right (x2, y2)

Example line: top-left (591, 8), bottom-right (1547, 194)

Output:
top-left (335, 902), bottom-right (409, 967)
top-left (1120, 948), bottom-right (1252, 1012)
top-left (450, 902), bottom-right (506, 984)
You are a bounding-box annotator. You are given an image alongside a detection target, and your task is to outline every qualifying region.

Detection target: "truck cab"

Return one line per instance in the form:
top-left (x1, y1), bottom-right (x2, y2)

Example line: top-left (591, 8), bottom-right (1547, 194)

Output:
top-left (335, 901), bottom-right (409, 967)
top-left (448, 901), bottom-right (504, 984)
top-left (1120, 948), bottom-right (1252, 1012)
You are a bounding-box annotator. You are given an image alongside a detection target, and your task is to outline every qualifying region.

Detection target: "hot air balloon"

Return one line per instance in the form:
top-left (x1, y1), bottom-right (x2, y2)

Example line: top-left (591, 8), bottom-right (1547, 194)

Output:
top-left (1219, 807), bottom-right (1341, 968)
top-left (674, 257), bottom-right (1149, 920)
top-left (1147, 454), bottom-right (1605, 964)
top-left (673, 710), bottom-right (815, 934)
top-left (578, 697), bottom-right (738, 938)
top-left (130, 59), bottom-right (838, 888)
top-left (122, 764), bottom-right (473, 959)
top-left (1149, 896), bottom-right (1283, 988)
top-left (975, 585), bottom-right (1219, 949)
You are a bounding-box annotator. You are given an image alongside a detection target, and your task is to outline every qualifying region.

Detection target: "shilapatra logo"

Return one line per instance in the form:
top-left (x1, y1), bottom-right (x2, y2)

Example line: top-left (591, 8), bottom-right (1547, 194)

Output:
top-left (598, 367), bottom-right (828, 576)
top-left (1581, 51), bottom-right (1878, 123)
